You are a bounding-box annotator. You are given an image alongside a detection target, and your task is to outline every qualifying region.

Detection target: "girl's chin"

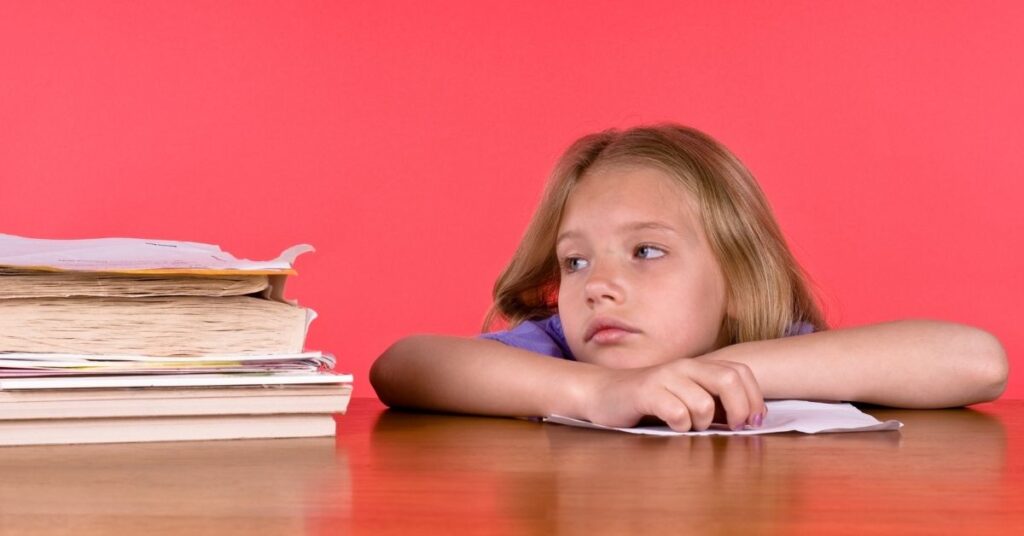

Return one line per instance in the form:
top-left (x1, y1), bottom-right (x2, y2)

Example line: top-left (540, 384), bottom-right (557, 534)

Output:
top-left (575, 349), bottom-right (673, 370)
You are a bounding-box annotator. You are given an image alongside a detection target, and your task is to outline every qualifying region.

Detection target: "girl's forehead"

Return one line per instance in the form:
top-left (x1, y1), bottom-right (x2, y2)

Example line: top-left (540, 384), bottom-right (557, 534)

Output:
top-left (559, 165), bottom-right (703, 239)
top-left (567, 165), bottom-right (697, 213)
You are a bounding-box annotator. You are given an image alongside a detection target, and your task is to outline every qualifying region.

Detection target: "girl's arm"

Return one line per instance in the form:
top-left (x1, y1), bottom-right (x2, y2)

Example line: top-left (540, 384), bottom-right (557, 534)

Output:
top-left (370, 335), bottom-right (766, 431)
top-left (701, 320), bottom-right (1008, 408)
top-left (371, 335), bottom-right (595, 419)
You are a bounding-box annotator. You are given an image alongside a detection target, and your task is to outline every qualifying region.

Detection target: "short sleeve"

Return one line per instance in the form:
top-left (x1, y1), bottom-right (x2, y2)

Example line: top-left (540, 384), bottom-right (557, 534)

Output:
top-left (479, 315), bottom-right (575, 360)
top-left (785, 321), bottom-right (816, 337)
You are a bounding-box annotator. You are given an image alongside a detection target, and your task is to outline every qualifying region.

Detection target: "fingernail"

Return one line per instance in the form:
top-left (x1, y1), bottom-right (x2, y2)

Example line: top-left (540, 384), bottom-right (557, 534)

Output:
top-left (752, 413), bottom-right (763, 427)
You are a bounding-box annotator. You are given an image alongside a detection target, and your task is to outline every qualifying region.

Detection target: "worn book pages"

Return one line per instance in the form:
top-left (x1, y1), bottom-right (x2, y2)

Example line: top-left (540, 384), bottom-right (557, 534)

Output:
top-left (0, 233), bottom-right (314, 305)
top-left (0, 296), bottom-right (310, 356)
top-left (0, 269), bottom-right (269, 299)
top-left (0, 233), bottom-right (311, 275)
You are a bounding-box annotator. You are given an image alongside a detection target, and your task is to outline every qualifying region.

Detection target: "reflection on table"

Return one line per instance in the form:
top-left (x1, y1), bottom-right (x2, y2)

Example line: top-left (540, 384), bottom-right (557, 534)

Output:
top-left (1, 399), bottom-right (1021, 535)
top-left (337, 400), bottom-right (1021, 534)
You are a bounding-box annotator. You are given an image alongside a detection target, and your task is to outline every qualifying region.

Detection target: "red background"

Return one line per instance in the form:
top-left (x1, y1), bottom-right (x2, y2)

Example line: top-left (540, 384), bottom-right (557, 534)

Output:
top-left (1, 1), bottom-right (1020, 399)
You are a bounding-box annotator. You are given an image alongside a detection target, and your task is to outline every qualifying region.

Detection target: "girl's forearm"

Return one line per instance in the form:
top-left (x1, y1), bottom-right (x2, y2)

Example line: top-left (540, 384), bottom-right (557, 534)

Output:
top-left (703, 320), bottom-right (1008, 408)
top-left (370, 335), bottom-right (599, 418)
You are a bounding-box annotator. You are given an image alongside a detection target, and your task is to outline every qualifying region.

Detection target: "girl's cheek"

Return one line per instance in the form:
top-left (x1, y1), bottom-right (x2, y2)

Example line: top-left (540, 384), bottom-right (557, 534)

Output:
top-left (569, 344), bottom-right (599, 366)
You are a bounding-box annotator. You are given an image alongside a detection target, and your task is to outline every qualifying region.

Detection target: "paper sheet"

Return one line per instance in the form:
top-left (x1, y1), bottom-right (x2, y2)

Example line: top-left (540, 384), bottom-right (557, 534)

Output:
top-left (546, 400), bottom-right (902, 436)
top-left (0, 233), bottom-right (312, 274)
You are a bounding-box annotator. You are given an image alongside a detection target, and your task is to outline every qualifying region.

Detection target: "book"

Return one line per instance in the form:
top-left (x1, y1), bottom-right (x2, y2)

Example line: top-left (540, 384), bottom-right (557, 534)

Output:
top-left (0, 296), bottom-right (312, 356)
top-left (0, 268), bottom-right (270, 299)
top-left (0, 372), bottom-right (354, 390)
top-left (0, 414), bottom-right (338, 446)
top-left (0, 384), bottom-right (353, 420)
top-left (0, 234), bottom-right (316, 357)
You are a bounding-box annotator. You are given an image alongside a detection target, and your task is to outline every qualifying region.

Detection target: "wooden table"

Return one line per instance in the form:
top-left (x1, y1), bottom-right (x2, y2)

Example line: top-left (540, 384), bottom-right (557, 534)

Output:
top-left (1, 398), bottom-right (1021, 534)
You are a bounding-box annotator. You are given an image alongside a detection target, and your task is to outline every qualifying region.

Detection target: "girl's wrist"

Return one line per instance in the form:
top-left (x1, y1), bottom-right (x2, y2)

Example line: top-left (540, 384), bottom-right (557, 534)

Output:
top-left (695, 341), bottom-right (779, 398)
top-left (557, 361), bottom-right (605, 421)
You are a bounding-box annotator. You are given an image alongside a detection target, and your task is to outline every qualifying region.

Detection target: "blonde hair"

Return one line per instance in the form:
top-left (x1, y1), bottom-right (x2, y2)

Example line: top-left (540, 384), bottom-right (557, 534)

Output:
top-left (484, 124), bottom-right (827, 344)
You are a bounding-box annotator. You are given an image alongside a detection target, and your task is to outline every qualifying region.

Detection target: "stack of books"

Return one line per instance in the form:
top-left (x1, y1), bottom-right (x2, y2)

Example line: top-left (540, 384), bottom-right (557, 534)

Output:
top-left (0, 233), bottom-right (352, 446)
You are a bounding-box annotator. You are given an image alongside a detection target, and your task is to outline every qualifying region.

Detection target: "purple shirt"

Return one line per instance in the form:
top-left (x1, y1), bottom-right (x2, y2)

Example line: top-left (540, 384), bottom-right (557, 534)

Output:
top-left (480, 314), bottom-right (815, 359)
top-left (481, 315), bottom-right (575, 359)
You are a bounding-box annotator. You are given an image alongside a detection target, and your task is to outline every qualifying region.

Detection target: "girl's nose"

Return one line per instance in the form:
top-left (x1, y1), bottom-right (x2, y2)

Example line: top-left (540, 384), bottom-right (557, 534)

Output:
top-left (583, 262), bottom-right (625, 306)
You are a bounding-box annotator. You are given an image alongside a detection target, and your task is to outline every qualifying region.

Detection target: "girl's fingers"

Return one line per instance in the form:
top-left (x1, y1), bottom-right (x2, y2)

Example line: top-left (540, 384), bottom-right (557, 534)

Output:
top-left (686, 361), bottom-right (755, 430)
top-left (714, 361), bottom-right (765, 426)
top-left (662, 381), bottom-right (717, 431)
top-left (624, 359), bottom-right (765, 432)
top-left (645, 386), bottom-right (693, 432)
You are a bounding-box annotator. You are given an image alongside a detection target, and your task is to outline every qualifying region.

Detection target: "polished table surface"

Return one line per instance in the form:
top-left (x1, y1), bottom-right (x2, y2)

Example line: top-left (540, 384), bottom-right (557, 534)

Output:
top-left (1, 398), bottom-right (1022, 534)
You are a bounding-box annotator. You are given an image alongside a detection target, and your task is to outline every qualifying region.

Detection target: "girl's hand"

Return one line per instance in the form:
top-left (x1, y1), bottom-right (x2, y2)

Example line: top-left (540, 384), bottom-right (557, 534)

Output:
top-left (581, 358), bottom-right (765, 432)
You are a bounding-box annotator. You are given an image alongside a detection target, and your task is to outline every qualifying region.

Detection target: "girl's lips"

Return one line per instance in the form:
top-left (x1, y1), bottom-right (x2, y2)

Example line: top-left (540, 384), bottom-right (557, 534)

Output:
top-left (584, 318), bottom-right (641, 344)
top-left (589, 327), bottom-right (638, 344)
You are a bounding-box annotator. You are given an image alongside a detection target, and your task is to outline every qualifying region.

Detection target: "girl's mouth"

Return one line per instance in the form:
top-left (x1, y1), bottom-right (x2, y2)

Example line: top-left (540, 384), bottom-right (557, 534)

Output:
top-left (584, 317), bottom-right (641, 344)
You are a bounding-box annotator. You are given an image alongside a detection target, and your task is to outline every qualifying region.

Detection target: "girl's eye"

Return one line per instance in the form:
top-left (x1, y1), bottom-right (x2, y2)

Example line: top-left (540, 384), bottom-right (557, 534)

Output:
top-left (564, 257), bottom-right (589, 272)
top-left (635, 245), bottom-right (666, 260)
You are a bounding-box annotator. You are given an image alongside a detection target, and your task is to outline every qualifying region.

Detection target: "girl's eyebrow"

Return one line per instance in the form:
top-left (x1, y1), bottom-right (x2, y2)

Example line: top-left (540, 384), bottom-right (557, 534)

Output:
top-left (555, 230), bottom-right (582, 248)
top-left (556, 221), bottom-right (683, 247)
top-left (621, 221), bottom-right (682, 235)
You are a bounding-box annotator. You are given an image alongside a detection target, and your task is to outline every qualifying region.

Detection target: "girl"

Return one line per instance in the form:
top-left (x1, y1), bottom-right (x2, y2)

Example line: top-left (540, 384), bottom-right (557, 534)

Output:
top-left (371, 124), bottom-right (1008, 432)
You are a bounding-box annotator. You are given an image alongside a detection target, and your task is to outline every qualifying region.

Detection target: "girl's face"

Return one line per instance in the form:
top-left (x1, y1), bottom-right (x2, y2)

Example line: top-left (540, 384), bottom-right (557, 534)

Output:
top-left (555, 165), bottom-right (728, 368)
